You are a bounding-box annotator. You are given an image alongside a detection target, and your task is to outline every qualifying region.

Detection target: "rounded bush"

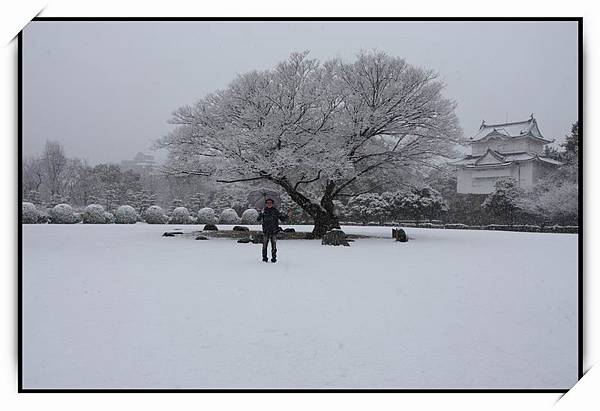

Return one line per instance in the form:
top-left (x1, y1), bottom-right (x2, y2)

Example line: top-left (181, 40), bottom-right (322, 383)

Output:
top-left (82, 204), bottom-right (106, 224)
top-left (49, 203), bottom-right (78, 224)
top-left (169, 207), bottom-right (190, 224)
top-left (115, 205), bottom-right (138, 224)
top-left (197, 207), bottom-right (217, 224)
top-left (241, 208), bottom-right (259, 224)
top-left (37, 210), bottom-right (50, 224)
top-left (144, 205), bottom-right (168, 224)
top-left (22, 202), bottom-right (39, 224)
top-left (219, 208), bottom-right (240, 224)
top-left (104, 212), bottom-right (115, 224)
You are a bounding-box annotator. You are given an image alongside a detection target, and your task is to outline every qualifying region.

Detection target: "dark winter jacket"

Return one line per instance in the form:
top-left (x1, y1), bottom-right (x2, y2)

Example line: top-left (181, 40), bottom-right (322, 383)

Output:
top-left (257, 207), bottom-right (288, 234)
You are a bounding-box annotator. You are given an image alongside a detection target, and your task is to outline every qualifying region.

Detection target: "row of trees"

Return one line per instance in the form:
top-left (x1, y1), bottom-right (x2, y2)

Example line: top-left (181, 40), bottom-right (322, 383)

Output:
top-left (23, 116), bottom-right (579, 229)
top-left (22, 141), bottom-right (259, 214)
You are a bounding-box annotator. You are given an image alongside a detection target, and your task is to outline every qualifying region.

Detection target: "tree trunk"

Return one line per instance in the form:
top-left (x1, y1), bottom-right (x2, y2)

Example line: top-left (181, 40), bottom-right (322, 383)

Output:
top-left (312, 209), bottom-right (340, 237)
top-left (271, 177), bottom-right (340, 238)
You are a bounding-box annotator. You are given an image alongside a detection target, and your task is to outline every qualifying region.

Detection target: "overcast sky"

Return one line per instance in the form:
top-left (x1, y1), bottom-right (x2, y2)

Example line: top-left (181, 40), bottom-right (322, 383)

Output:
top-left (23, 21), bottom-right (578, 165)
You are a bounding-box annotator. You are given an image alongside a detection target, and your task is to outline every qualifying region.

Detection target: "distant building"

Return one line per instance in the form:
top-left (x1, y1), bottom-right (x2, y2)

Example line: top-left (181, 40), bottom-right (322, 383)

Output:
top-left (120, 152), bottom-right (158, 174)
top-left (451, 115), bottom-right (562, 194)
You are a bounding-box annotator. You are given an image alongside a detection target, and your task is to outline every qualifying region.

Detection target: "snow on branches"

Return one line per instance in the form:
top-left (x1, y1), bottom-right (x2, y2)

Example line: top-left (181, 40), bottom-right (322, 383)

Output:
top-left (159, 51), bottom-right (462, 235)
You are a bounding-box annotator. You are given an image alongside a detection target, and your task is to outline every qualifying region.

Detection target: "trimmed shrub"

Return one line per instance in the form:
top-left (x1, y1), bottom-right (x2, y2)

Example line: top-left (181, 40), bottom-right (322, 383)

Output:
top-left (543, 225), bottom-right (579, 234)
top-left (144, 205), bottom-right (168, 224)
top-left (82, 204), bottom-right (106, 224)
top-left (417, 223), bottom-right (444, 229)
top-left (49, 204), bottom-right (78, 224)
top-left (219, 208), bottom-right (240, 224)
top-left (241, 208), bottom-right (259, 224)
top-left (104, 212), bottom-right (115, 224)
top-left (22, 202), bottom-right (39, 224)
top-left (197, 207), bottom-right (217, 224)
top-left (37, 210), bottom-right (50, 224)
top-left (203, 224), bottom-right (218, 231)
top-left (115, 205), bottom-right (138, 224)
top-left (511, 225), bottom-right (541, 233)
top-left (485, 224), bottom-right (511, 231)
top-left (169, 207), bottom-right (190, 224)
top-left (444, 223), bottom-right (470, 230)
top-left (233, 225), bottom-right (250, 231)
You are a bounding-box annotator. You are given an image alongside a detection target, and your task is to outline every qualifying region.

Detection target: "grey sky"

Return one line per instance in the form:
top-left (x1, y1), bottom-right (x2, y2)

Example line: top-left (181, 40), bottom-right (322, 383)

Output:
top-left (23, 21), bottom-right (578, 165)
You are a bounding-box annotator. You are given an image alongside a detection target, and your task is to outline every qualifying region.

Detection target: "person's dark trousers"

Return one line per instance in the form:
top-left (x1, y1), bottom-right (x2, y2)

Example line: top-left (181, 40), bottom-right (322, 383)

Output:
top-left (262, 233), bottom-right (277, 260)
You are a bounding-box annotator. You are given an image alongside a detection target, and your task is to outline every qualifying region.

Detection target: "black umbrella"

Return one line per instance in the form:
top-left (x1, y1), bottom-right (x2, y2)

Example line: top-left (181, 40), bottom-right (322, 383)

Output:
top-left (247, 188), bottom-right (282, 210)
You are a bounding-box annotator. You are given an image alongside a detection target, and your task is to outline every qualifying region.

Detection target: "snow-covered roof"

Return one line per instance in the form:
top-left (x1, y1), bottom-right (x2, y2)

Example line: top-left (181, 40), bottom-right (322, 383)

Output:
top-left (470, 116), bottom-right (552, 143)
top-left (449, 149), bottom-right (562, 168)
top-left (537, 157), bottom-right (563, 166)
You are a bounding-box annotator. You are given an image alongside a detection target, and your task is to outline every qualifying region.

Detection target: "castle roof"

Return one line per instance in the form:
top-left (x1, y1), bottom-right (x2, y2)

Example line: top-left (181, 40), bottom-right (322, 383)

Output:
top-left (470, 116), bottom-right (552, 144)
top-left (450, 148), bottom-right (562, 168)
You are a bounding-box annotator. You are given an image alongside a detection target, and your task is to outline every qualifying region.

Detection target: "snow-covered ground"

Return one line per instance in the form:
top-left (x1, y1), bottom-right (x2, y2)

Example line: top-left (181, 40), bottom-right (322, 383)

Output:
top-left (22, 224), bottom-right (578, 389)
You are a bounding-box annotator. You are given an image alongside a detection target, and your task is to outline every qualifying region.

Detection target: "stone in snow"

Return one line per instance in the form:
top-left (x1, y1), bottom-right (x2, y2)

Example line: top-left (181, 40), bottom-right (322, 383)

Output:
top-left (321, 229), bottom-right (350, 246)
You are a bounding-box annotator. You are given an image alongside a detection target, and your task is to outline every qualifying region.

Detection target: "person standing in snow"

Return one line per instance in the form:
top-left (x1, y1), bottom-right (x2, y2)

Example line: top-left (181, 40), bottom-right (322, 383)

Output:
top-left (257, 198), bottom-right (290, 263)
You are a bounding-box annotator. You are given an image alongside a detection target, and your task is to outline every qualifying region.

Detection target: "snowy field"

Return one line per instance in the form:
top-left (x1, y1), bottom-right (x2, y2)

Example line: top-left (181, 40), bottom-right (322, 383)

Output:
top-left (22, 224), bottom-right (578, 389)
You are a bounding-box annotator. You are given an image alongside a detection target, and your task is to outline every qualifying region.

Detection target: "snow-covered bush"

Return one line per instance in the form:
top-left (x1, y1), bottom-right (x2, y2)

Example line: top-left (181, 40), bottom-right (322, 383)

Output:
top-left (396, 187), bottom-right (448, 223)
top-left (219, 208), bottom-right (240, 224)
top-left (444, 223), bottom-right (469, 230)
top-left (481, 178), bottom-right (524, 224)
top-left (49, 204), bottom-right (79, 224)
top-left (485, 224), bottom-right (511, 231)
top-left (417, 222), bottom-right (444, 229)
top-left (346, 193), bottom-right (389, 224)
top-left (509, 224), bottom-right (541, 232)
top-left (543, 225), bottom-right (579, 234)
top-left (197, 207), bottom-right (217, 224)
top-left (22, 202), bottom-right (39, 224)
top-left (115, 205), bottom-right (138, 224)
top-left (104, 212), bottom-right (115, 224)
top-left (241, 208), bottom-right (259, 224)
top-left (37, 210), bottom-right (50, 224)
top-left (82, 204), bottom-right (106, 224)
top-left (144, 205), bottom-right (168, 224)
top-left (169, 206), bottom-right (190, 224)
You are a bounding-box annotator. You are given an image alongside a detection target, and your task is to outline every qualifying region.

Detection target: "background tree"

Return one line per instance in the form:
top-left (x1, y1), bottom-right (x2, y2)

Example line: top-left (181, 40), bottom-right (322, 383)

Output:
top-left (159, 51), bottom-right (461, 236)
top-left (481, 178), bottom-right (524, 224)
top-left (22, 155), bottom-right (46, 196)
top-left (189, 192), bottom-right (208, 213)
top-left (42, 141), bottom-right (68, 196)
top-left (562, 121), bottom-right (579, 162)
top-left (396, 186), bottom-right (448, 223)
top-left (346, 193), bottom-right (389, 224)
top-left (520, 120), bottom-right (579, 226)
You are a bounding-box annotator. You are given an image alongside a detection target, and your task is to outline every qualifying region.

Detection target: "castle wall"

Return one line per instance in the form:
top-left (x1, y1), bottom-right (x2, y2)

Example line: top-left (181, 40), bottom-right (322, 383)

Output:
top-left (456, 165), bottom-right (519, 194)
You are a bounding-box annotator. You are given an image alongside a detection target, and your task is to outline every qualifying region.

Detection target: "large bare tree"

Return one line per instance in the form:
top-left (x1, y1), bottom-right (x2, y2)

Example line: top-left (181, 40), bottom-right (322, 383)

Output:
top-left (42, 140), bottom-right (68, 196)
top-left (159, 51), bottom-right (462, 236)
